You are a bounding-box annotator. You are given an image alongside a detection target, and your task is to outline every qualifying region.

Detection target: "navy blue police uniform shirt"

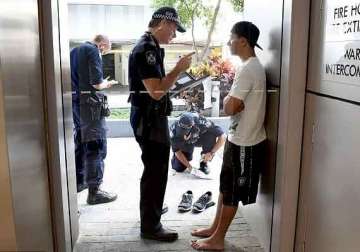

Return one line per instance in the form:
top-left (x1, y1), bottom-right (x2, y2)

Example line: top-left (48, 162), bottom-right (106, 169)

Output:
top-left (71, 42), bottom-right (107, 141)
top-left (70, 47), bottom-right (80, 98)
top-left (70, 47), bottom-right (80, 128)
top-left (170, 114), bottom-right (224, 153)
top-left (128, 32), bottom-right (171, 144)
top-left (77, 42), bottom-right (103, 91)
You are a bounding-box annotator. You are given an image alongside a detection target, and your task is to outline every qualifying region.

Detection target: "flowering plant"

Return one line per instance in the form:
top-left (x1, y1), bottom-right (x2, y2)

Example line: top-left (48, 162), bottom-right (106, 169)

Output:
top-left (178, 48), bottom-right (235, 114)
top-left (190, 48), bottom-right (235, 83)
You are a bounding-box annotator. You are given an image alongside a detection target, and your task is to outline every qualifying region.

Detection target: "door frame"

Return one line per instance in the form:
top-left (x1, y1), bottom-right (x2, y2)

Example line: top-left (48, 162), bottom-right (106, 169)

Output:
top-left (271, 0), bottom-right (310, 251)
top-left (39, 0), bottom-right (79, 251)
top-left (40, 0), bottom-right (312, 250)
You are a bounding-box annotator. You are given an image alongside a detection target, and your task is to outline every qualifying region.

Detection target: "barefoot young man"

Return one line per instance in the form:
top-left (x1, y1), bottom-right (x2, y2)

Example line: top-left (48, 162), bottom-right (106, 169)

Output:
top-left (191, 21), bottom-right (267, 251)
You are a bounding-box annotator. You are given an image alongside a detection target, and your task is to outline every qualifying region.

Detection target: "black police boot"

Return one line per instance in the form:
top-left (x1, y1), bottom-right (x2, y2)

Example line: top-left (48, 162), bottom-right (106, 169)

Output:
top-left (77, 183), bottom-right (88, 193)
top-left (87, 186), bottom-right (117, 205)
top-left (199, 161), bottom-right (210, 175)
top-left (141, 226), bottom-right (178, 242)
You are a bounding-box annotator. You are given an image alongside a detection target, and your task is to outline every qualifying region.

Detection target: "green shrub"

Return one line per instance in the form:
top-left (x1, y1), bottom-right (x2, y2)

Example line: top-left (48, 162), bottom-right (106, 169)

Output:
top-left (109, 108), bottom-right (130, 119)
top-left (109, 108), bottom-right (188, 120)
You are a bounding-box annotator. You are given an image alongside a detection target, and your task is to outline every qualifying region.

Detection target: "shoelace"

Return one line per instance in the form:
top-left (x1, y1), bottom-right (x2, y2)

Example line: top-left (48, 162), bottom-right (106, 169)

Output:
top-left (196, 194), bottom-right (209, 205)
top-left (182, 193), bottom-right (192, 204)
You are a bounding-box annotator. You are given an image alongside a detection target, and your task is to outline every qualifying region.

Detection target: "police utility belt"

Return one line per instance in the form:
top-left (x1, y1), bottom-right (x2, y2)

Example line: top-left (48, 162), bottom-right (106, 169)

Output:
top-left (80, 91), bottom-right (110, 121)
top-left (129, 93), bottom-right (173, 117)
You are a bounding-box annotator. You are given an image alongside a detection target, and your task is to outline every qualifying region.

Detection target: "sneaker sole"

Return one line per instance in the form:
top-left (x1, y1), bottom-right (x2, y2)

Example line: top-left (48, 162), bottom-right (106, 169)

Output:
top-left (178, 206), bottom-right (192, 212)
top-left (192, 201), bottom-right (215, 213)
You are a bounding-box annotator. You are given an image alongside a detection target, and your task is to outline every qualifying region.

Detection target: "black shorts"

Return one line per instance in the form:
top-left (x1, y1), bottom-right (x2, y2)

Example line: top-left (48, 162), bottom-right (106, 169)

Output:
top-left (220, 139), bottom-right (266, 206)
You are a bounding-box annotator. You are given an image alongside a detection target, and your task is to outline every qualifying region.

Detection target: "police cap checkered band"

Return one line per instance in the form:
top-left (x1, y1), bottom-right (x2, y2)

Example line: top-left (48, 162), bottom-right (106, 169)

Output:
top-left (152, 13), bottom-right (179, 23)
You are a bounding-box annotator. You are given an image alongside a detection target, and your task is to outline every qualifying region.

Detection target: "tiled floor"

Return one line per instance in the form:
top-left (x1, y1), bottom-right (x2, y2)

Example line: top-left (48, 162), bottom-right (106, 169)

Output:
top-left (75, 138), bottom-right (264, 252)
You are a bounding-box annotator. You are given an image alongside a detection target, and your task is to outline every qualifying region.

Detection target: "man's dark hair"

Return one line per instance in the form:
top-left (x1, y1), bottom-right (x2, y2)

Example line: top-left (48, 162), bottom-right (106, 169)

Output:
top-left (148, 18), bottom-right (163, 29)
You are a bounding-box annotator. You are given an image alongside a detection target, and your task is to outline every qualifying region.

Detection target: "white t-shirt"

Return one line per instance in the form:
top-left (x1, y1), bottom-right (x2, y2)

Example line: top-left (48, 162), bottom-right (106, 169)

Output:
top-left (227, 57), bottom-right (267, 146)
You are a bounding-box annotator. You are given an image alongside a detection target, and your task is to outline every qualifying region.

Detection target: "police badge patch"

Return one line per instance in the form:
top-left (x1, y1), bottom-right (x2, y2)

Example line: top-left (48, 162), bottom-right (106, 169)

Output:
top-left (238, 176), bottom-right (247, 187)
top-left (145, 51), bottom-right (156, 65)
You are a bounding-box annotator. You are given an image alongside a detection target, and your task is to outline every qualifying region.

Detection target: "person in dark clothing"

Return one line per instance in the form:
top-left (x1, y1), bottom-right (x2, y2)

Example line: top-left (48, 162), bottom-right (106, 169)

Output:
top-left (170, 112), bottom-right (225, 177)
top-left (128, 7), bottom-right (194, 242)
top-left (70, 34), bottom-right (117, 205)
top-left (70, 45), bottom-right (85, 191)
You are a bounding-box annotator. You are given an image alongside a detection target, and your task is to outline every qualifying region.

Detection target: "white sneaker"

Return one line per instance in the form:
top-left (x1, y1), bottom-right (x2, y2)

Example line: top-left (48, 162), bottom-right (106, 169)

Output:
top-left (190, 168), bottom-right (212, 180)
top-left (184, 167), bottom-right (192, 174)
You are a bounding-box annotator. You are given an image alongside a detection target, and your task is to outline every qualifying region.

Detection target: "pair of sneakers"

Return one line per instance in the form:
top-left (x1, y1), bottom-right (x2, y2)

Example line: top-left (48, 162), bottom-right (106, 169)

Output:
top-left (178, 191), bottom-right (215, 213)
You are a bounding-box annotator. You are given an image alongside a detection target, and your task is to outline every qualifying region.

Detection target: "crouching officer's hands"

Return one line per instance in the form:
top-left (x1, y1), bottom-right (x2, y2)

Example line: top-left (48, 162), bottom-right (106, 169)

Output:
top-left (202, 152), bottom-right (215, 162)
top-left (93, 79), bottom-right (118, 90)
top-left (175, 52), bottom-right (195, 73)
top-left (104, 79), bottom-right (118, 88)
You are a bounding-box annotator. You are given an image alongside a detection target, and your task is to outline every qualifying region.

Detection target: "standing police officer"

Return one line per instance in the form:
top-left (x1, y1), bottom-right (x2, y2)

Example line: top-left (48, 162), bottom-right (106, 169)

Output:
top-left (128, 7), bottom-right (194, 241)
top-left (70, 35), bottom-right (117, 205)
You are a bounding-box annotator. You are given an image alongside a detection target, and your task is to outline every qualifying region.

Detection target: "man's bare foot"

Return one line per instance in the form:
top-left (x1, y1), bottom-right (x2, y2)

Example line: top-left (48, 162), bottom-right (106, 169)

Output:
top-left (191, 237), bottom-right (224, 251)
top-left (191, 227), bottom-right (214, 238)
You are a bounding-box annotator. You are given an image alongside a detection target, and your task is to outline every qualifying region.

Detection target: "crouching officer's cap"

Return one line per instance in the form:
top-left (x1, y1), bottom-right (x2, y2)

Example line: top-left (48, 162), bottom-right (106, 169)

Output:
top-left (176, 112), bottom-right (195, 136)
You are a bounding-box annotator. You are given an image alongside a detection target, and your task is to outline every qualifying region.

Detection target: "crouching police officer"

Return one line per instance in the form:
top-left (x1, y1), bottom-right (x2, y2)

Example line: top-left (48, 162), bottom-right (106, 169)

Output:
top-left (170, 112), bottom-right (226, 176)
top-left (128, 7), bottom-right (194, 242)
top-left (70, 34), bottom-right (117, 205)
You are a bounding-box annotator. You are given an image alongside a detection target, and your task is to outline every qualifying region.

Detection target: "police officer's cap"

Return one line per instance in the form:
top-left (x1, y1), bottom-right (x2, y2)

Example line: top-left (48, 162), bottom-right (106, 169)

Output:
top-left (178, 112), bottom-right (194, 129)
top-left (152, 7), bottom-right (186, 33)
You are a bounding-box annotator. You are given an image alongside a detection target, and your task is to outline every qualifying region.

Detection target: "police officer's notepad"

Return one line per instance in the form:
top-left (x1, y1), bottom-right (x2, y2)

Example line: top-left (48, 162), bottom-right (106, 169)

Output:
top-left (169, 72), bottom-right (209, 98)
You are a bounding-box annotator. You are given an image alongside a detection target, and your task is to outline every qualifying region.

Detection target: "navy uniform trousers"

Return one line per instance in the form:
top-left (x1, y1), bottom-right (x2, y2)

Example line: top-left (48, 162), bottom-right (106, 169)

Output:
top-left (72, 99), bottom-right (106, 188)
top-left (134, 135), bottom-right (170, 233)
top-left (71, 43), bottom-right (107, 189)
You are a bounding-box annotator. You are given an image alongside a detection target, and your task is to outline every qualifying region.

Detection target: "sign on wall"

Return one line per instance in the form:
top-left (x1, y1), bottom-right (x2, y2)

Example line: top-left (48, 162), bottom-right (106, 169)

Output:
top-left (322, 0), bottom-right (360, 87)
